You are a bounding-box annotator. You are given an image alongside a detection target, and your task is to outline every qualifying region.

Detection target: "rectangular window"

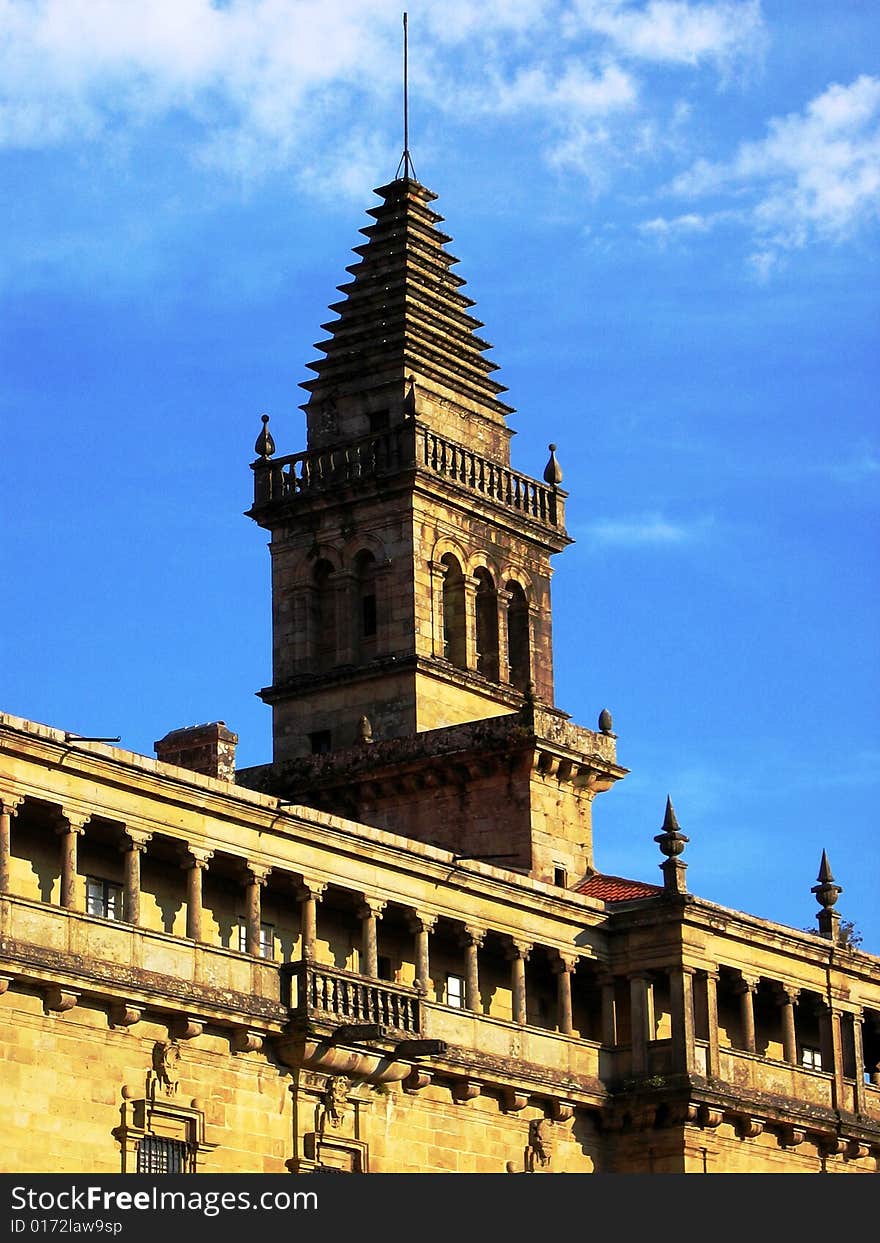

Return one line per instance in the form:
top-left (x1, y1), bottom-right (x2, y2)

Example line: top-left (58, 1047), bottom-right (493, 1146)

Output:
top-left (446, 973), bottom-right (465, 1009)
top-left (801, 1046), bottom-right (822, 1070)
top-left (238, 922), bottom-right (275, 959)
top-left (553, 865), bottom-right (568, 887)
top-left (309, 730), bottom-right (332, 754)
top-left (377, 955), bottom-right (393, 981)
top-left (136, 1136), bottom-right (193, 1174)
top-left (86, 877), bottom-right (123, 921)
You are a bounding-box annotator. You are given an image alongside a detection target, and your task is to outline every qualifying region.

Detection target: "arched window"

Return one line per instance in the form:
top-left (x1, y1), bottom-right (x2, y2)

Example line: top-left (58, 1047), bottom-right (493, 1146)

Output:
top-left (313, 559), bottom-right (336, 670)
top-left (441, 554), bottom-right (467, 670)
top-left (506, 580), bottom-right (530, 690)
top-left (474, 567), bottom-right (499, 681)
top-left (354, 550), bottom-right (378, 654)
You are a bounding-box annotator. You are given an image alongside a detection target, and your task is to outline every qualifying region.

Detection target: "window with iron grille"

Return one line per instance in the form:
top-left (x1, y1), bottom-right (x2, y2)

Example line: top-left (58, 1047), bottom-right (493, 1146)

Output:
top-left (86, 876), bottom-right (123, 921)
top-left (136, 1136), bottom-right (193, 1174)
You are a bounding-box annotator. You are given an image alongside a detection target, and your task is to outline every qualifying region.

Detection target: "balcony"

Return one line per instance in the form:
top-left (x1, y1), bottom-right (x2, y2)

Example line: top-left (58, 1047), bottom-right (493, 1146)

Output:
top-left (284, 960), bottom-right (422, 1037)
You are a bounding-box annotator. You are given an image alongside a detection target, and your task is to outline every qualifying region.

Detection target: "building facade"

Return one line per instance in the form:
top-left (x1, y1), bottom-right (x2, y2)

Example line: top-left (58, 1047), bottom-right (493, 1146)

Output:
top-left (1, 173), bottom-right (878, 1175)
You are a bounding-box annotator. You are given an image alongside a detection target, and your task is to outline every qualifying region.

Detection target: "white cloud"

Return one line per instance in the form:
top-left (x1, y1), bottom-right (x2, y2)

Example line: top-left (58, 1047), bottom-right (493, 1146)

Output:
top-left (639, 210), bottom-right (711, 235)
top-left (669, 75), bottom-right (880, 260)
top-left (582, 512), bottom-right (710, 545)
top-left (566, 0), bottom-right (765, 69)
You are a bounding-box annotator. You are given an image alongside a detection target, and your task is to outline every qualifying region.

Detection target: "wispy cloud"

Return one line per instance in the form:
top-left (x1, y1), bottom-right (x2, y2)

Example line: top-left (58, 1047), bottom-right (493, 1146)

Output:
top-left (667, 75), bottom-right (880, 265)
top-left (581, 512), bottom-right (713, 545)
top-left (566, 0), bottom-right (766, 71)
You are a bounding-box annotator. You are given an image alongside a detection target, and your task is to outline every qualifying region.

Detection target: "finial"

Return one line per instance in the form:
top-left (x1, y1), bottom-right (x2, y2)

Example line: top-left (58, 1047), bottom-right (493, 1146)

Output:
top-left (811, 849), bottom-right (845, 944)
top-left (254, 413), bottom-right (275, 460)
top-left (358, 715), bottom-right (373, 745)
top-left (405, 374), bottom-right (417, 418)
top-left (395, 13), bottom-right (418, 182)
top-left (654, 796), bottom-right (689, 894)
top-left (598, 708), bottom-right (614, 736)
top-left (543, 443), bottom-right (563, 486)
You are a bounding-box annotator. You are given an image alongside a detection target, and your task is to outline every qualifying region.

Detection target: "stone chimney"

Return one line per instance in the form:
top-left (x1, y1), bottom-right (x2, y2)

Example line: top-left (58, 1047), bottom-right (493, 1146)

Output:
top-left (154, 722), bottom-right (238, 782)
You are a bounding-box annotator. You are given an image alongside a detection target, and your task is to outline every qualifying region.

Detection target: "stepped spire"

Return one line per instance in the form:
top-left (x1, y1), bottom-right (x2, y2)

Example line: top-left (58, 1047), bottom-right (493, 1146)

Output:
top-left (300, 177), bottom-right (513, 449)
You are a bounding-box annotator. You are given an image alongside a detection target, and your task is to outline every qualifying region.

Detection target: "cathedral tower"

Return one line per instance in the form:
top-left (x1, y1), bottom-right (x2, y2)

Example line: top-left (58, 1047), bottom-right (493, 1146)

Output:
top-left (244, 175), bottom-right (624, 884)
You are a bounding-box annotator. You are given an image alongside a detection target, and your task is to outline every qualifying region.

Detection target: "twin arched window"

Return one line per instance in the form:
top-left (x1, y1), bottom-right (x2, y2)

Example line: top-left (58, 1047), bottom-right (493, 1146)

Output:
top-left (312, 550), bottom-right (379, 670)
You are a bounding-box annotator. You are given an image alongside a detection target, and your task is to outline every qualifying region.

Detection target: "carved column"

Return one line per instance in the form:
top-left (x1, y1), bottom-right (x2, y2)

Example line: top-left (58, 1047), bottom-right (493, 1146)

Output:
top-left (496, 588), bottom-right (511, 684)
top-left (668, 965), bottom-right (696, 1074)
top-left (120, 828), bottom-right (152, 926)
top-left (244, 865), bottom-right (271, 956)
top-left (851, 1009), bottom-right (867, 1115)
top-left (775, 985), bottom-right (800, 1065)
top-left (733, 973), bottom-right (759, 1054)
top-left (508, 940), bottom-right (532, 1026)
top-left (357, 898), bottom-right (386, 977)
top-left (0, 792), bottom-right (24, 893)
top-left (295, 879), bottom-right (326, 959)
top-left (629, 972), bottom-right (652, 1076)
top-left (553, 954), bottom-right (576, 1036)
top-left (462, 575), bottom-right (480, 672)
top-left (408, 912), bottom-right (436, 992)
top-left (817, 1001), bottom-right (846, 1112)
top-left (598, 973), bottom-right (617, 1046)
top-left (429, 559), bottom-right (448, 659)
top-left (704, 970), bottom-right (721, 1078)
top-left (462, 926), bottom-right (484, 1013)
top-left (182, 847), bottom-right (213, 941)
top-left (56, 810), bottom-right (89, 911)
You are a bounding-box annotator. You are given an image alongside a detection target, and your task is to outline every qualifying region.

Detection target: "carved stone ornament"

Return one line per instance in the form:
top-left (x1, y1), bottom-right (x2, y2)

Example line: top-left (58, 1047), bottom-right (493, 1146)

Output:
top-left (321, 1075), bottom-right (350, 1131)
top-left (527, 1118), bottom-right (555, 1171)
top-left (152, 1040), bottom-right (182, 1096)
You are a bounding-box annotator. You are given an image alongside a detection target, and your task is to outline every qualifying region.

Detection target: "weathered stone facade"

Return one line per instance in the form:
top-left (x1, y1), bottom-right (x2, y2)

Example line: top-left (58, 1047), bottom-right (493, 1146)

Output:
top-left (1, 172), bottom-right (878, 1174)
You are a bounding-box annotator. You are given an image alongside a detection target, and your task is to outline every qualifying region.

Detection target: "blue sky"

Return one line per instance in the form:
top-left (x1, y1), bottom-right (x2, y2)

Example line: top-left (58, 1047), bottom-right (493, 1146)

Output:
top-left (1, 1), bottom-right (878, 949)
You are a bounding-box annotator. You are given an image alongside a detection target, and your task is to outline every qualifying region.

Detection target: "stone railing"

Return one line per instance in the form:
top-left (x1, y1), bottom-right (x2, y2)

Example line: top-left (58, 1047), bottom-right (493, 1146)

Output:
top-left (418, 427), bottom-right (563, 529)
top-left (251, 420), bottom-right (565, 531)
top-left (285, 960), bottom-right (422, 1036)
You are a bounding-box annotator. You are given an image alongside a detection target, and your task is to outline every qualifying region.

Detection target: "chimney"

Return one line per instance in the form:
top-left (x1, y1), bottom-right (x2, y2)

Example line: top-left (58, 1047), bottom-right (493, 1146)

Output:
top-left (154, 722), bottom-right (238, 782)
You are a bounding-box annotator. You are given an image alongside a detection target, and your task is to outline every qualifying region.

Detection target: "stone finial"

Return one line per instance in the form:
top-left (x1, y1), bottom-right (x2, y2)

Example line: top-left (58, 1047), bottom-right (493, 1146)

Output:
top-left (543, 443), bottom-right (563, 486)
top-left (598, 708), bottom-right (614, 736)
top-left (654, 796), bottom-right (689, 894)
top-left (254, 413), bottom-right (275, 459)
top-left (405, 374), bottom-right (417, 418)
top-left (357, 715), bottom-right (373, 745)
top-left (812, 850), bottom-right (843, 943)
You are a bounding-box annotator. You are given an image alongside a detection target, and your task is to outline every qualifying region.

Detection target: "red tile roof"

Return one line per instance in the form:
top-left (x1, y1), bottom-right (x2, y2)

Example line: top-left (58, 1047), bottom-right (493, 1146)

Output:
top-left (576, 873), bottom-right (662, 902)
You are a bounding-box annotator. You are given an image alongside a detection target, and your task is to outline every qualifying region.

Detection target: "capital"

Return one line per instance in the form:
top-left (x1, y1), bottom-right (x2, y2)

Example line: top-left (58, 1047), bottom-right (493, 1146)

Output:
top-left (56, 808), bottom-right (89, 834)
top-left (461, 924), bottom-right (485, 949)
top-left (120, 828), bottom-right (153, 853)
top-left (0, 790), bottom-right (24, 817)
top-left (244, 863), bottom-right (272, 886)
top-left (356, 897), bottom-right (387, 921)
top-left (552, 952), bottom-right (578, 975)
top-left (506, 939), bottom-right (532, 962)
top-left (181, 846), bottom-right (213, 870)
top-left (406, 911), bottom-right (437, 935)
top-left (295, 878), bottom-right (327, 902)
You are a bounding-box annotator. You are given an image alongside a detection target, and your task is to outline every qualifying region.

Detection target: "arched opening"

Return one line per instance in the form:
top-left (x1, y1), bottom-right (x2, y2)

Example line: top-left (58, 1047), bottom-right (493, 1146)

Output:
top-left (506, 580), bottom-right (530, 690)
top-left (313, 559), bottom-right (337, 670)
top-left (474, 567), bottom-right (499, 681)
top-left (441, 553), bottom-right (466, 670)
top-left (354, 549), bottom-right (378, 656)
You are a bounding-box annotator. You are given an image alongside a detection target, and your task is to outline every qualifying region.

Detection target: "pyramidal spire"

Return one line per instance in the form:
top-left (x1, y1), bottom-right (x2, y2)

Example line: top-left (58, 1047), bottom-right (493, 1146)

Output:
top-left (300, 177), bottom-right (514, 438)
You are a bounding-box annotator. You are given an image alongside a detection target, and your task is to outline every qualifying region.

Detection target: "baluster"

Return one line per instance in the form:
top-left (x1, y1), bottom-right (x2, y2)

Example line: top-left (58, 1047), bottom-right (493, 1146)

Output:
top-left (538, 488), bottom-right (547, 521)
top-left (477, 459), bottom-right (485, 491)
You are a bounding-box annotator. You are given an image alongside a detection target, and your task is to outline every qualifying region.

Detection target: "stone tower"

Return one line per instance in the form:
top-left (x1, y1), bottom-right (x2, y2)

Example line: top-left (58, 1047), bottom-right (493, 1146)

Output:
top-left (244, 175), bottom-right (625, 884)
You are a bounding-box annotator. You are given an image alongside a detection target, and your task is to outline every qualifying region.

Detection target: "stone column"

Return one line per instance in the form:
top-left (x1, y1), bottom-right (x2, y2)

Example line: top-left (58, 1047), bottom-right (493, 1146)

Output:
top-left (295, 879), bottom-right (326, 960)
top-left (120, 828), bottom-right (152, 926)
top-left (496, 588), bottom-right (511, 684)
top-left (462, 926), bottom-right (484, 1014)
top-left (408, 912), bottom-right (436, 993)
top-left (0, 791), bottom-right (24, 893)
top-left (851, 1009), bottom-right (867, 1115)
top-left (334, 570), bottom-right (358, 665)
top-left (668, 965), bottom-right (696, 1074)
top-left (244, 864), bottom-right (272, 956)
top-left (357, 898), bottom-right (386, 977)
top-left (775, 985), bottom-right (800, 1065)
top-left (56, 810), bottom-right (89, 911)
top-left (629, 972), bottom-right (652, 1077)
top-left (182, 847), bottom-right (213, 941)
top-left (817, 1001), bottom-right (846, 1111)
top-left (598, 973), bottom-right (618, 1046)
top-left (553, 954), bottom-right (576, 1036)
top-left (704, 970), bottom-right (721, 1078)
top-left (462, 575), bottom-right (480, 672)
top-left (507, 939), bottom-right (531, 1026)
top-left (429, 559), bottom-right (448, 659)
top-left (733, 973), bottom-right (759, 1054)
